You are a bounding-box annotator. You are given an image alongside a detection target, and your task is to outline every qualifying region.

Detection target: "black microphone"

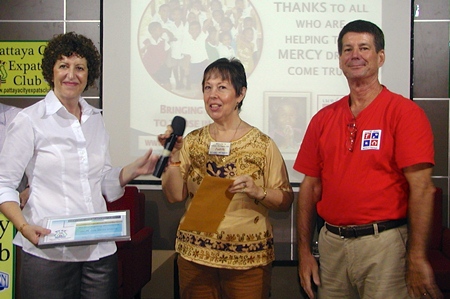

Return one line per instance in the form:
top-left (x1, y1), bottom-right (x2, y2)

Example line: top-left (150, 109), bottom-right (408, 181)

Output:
top-left (153, 116), bottom-right (186, 178)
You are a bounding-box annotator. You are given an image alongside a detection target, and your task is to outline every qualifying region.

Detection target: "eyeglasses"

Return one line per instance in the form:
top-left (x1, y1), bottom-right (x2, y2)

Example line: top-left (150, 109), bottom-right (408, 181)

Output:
top-left (346, 119), bottom-right (357, 152)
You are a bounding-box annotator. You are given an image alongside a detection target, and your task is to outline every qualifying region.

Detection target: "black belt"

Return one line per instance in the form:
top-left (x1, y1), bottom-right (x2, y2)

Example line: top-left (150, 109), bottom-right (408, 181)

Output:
top-left (325, 219), bottom-right (407, 239)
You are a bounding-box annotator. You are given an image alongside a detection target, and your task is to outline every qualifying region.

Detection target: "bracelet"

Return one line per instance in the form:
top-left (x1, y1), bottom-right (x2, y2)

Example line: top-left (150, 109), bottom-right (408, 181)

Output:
top-left (169, 161), bottom-right (181, 167)
top-left (258, 187), bottom-right (267, 202)
top-left (18, 223), bottom-right (28, 233)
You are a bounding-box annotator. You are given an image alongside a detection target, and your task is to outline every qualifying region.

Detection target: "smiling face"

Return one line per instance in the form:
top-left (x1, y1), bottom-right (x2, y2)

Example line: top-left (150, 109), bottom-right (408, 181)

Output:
top-left (203, 72), bottom-right (246, 124)
top-left (339, 32), bottom-right (385, 82)
top-left (52, 54), bottom-right (88, 103)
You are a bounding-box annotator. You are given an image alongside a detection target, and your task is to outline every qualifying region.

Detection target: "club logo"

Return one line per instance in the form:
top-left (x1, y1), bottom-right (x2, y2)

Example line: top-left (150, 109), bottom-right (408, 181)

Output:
top-left (0, 271), bottom-right (9, 291)
top-left (361, 130), bottom-right (381, 150)
top-left (0, 61), bottom-right (7, 86)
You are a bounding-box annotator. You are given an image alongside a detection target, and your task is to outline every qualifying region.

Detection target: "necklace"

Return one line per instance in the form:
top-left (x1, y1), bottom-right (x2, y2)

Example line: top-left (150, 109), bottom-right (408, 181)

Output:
top-left (214, 119), bottom-right (242, 142)
top-left (211, 119), bottom-right (242, 162)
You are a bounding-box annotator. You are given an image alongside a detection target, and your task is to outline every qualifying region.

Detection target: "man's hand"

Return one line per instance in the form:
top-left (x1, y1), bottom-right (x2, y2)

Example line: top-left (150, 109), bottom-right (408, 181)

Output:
top-left (403, 165), bottom-right (442, 299)
top-left (407, 256), bottom-right (443, 299)
top-left (299, 253), bottom-right (320, 299)
top-left (296, 175), bottom-right (322, 298)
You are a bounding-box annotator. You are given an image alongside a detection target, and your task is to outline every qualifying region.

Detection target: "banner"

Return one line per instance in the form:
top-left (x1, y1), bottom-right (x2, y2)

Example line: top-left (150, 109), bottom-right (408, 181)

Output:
top-left (0, 214), bottom-right (15, 298)
top-left (0, 41), bottom-right (50, 97)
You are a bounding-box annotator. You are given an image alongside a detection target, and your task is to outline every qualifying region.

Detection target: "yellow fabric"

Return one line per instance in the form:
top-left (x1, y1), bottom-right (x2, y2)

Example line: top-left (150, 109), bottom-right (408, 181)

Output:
top-left (179, 176), bottom-right (233, 233)
top-left (176, 125), bottom-right (292, 270)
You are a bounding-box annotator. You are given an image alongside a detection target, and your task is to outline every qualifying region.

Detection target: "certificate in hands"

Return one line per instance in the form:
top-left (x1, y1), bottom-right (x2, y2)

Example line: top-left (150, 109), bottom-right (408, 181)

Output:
top-left (179, 176), bottom-right (234, 233)
top-left (38, 210), bottom-right (130, 247)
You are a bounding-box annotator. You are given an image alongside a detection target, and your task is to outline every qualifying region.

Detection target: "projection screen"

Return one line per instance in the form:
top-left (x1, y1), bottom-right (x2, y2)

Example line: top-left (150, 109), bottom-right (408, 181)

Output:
top-left (102, 0), bottom-right (412, 186)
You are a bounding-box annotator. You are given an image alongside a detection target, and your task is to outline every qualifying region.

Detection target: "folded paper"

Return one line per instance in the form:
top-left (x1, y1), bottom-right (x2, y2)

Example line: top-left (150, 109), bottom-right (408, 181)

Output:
top-left (179, 176), bottom-right (234, 233)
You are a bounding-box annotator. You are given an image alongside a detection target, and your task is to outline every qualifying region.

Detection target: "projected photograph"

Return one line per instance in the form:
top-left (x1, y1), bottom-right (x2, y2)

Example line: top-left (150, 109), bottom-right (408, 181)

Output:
top-left (137, 0), bottom-right (263, 99)
top-left (264, 92), bottom-right (310, 153)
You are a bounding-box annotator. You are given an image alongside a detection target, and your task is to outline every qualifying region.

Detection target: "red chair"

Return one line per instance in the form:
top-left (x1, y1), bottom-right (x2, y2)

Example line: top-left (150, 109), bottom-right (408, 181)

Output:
top-left (107, 186), bottom-right (154, 299)
top-left (429, 187), bottom-right (450, 298)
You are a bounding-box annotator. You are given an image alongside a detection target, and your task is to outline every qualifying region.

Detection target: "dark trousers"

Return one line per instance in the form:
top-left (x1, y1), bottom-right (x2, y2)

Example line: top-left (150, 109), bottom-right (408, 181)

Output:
top-left (20, 249), bottom-right (118, 299)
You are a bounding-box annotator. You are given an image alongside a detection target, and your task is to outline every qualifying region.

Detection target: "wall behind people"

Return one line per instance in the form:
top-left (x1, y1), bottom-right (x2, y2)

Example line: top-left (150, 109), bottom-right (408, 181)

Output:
top-left (0, 1), bottom-right (449, 255)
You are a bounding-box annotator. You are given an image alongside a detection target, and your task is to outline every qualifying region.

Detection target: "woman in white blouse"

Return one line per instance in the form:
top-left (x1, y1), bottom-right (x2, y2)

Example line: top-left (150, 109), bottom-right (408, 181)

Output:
top-left (0, 32), bottom-right (158, 299)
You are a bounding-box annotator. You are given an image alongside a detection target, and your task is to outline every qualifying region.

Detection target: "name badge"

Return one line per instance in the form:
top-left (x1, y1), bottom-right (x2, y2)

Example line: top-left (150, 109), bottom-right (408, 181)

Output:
top-left (209, 142), bottom-right (231, 156)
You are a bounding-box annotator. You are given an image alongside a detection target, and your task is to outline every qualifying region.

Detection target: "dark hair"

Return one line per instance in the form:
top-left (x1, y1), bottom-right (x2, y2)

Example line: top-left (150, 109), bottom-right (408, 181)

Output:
top-left (219, 31), bottom-right (232, 42)
top-left (337, 20), bottom-right (385, 55)
top-left (202, 58), bottom-right (247, 109)
top-left (42, 32), bottom-right (101, 91)
top-left (148, 22), bottom-right (162, 33)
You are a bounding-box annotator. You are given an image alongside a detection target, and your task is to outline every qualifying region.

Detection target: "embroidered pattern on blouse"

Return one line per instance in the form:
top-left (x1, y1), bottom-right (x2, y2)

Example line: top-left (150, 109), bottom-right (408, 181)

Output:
top-left (176, 230), bottom-right (275, 268)
top-left (177, 126), bottom-right (289, 268)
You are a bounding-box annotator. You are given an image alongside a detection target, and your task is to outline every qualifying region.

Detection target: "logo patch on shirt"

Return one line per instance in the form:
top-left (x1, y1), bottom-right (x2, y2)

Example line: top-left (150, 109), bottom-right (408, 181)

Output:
top-left (361, 130), bottom-right (381, 150)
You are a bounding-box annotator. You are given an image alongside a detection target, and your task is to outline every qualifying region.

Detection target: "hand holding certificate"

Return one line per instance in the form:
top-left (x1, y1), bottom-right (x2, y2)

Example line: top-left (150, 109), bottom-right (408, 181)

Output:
top-left (38, 211), bottom-right (130, 247)
top-left (179, 176), bottom-right (234, 233)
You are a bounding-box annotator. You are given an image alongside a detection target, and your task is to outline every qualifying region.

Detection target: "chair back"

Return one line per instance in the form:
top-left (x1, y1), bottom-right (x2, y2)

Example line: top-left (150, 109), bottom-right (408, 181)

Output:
top-left (107, 186), bottom-right (145, 235)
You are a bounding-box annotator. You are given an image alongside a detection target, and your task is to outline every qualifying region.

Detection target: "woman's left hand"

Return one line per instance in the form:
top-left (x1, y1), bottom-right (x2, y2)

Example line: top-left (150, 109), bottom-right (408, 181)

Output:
top-left (228, 175), bottom-right (264, 200)
top-left (120, 149), bottom-right (160, 186)
top-left (133, 149), bottom-right (159, 176)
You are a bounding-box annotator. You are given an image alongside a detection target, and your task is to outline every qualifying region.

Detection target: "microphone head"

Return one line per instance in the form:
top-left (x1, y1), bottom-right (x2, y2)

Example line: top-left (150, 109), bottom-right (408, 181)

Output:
top-left (172, 116), bottom-right (186, 136)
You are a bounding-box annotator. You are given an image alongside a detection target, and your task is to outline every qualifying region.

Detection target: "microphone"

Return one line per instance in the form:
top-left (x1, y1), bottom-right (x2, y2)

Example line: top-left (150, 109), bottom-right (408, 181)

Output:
top-left (153, 116), bottom-right (186, 178)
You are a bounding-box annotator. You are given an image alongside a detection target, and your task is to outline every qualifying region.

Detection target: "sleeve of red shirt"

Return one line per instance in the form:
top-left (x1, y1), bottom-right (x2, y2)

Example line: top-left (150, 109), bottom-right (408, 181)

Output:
top-left (394, 101), bottom-right (435, 169)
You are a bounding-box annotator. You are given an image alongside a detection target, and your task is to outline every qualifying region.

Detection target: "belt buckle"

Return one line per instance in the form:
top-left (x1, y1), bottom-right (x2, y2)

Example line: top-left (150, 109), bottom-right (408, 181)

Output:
top-left (338, 226), bottom-right (345, 239)
top-left (339, 226), bottom-right (359, 238)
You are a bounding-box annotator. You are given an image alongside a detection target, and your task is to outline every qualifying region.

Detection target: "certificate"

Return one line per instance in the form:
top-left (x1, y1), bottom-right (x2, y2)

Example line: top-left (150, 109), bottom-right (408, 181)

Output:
top-left (179, 176), bottom-right (234, 233)
top-left (38, 210), bottom-right (130, 247)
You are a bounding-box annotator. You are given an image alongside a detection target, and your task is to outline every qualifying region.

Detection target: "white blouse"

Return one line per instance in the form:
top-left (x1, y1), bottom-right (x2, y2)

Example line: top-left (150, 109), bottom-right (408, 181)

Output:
top-left (0, 90), bottom-right (124, 262)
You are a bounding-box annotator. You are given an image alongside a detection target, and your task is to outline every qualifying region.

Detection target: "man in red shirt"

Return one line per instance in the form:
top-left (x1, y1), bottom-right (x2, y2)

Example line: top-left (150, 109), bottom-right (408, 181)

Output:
top-left (294, 20), bottom-right (442, 299)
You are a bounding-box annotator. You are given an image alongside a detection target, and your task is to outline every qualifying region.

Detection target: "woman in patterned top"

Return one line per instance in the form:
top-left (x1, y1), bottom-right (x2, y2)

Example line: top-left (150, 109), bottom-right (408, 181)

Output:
top-left (160, 57), bottom-right (294, 299)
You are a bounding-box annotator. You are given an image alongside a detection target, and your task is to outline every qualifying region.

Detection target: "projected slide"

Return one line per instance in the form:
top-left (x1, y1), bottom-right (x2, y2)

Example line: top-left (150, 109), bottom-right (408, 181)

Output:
top-left (103, 0), bottom-right (411, 183)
